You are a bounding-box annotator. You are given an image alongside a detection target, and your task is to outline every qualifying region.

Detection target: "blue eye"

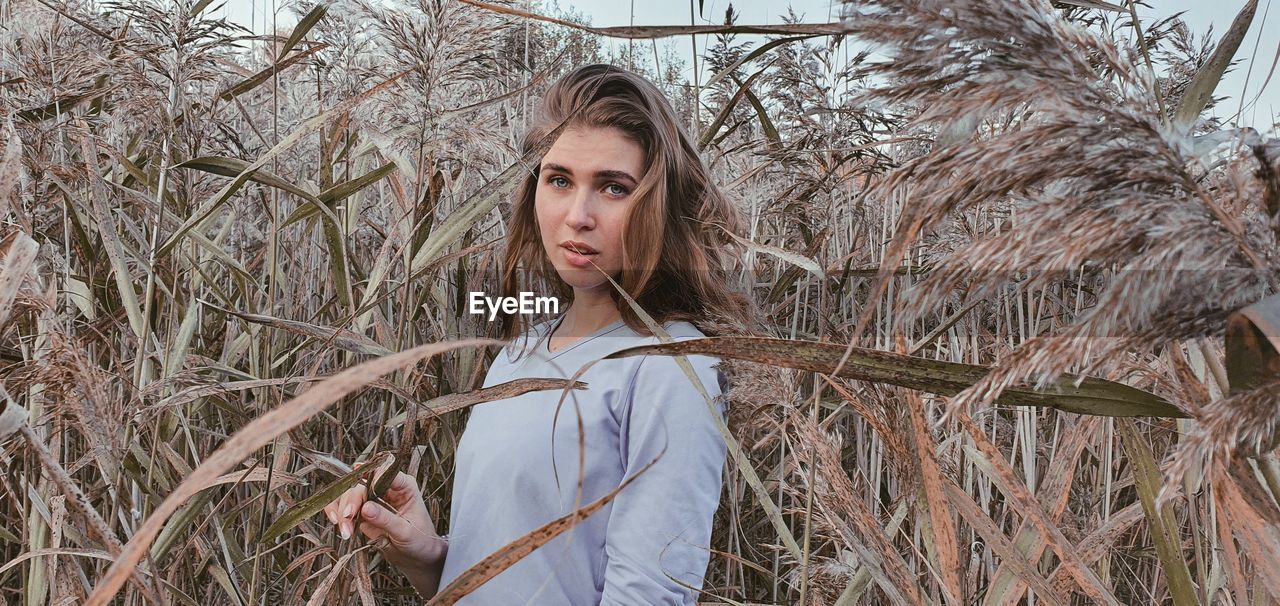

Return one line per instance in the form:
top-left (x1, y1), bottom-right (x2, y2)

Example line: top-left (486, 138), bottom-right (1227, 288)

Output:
top-left (548, 176), bottom-right (569, 188)
top-left (605, 183), bottom-right (629, 197)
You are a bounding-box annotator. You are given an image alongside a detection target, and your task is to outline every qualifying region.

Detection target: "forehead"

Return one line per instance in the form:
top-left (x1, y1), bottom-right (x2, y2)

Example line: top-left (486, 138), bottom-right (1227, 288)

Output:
top-left (541, 126), bottom-right (645, 171)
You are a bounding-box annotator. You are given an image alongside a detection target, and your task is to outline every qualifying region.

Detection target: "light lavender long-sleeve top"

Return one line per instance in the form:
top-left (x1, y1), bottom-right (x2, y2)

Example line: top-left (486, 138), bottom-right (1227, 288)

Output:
top-left (437, 316), bottom-right (728, 605)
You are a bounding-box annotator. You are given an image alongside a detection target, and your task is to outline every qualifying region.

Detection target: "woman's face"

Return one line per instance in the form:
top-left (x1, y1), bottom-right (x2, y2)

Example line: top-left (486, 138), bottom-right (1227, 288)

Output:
top-left (535, 125), bottom-right (646, 293)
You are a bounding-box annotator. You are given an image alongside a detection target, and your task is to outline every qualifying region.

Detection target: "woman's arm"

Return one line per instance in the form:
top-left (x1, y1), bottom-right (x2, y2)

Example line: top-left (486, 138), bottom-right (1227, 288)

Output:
top-left (599, 348), bottom-right (728, 605)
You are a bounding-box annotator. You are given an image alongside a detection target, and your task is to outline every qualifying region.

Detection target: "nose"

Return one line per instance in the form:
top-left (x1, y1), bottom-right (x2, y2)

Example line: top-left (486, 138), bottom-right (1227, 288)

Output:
top-left (564, 187), bottom-right (595, 231)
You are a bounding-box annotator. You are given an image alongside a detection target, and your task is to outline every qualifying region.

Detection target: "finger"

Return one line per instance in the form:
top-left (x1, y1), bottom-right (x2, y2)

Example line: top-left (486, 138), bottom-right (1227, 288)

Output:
top-left (383, 472), bottom-right (421, 506)
top-left (389, 471), bottom-right (416, 492)
top-left (335, 487), bottom-right (369, 540)
top-left (325, 485), bottom-right (359, 521)
top-left (338, 486), bottom-right (366, 520)
top-left (359, 500), bottom-right (413, 545)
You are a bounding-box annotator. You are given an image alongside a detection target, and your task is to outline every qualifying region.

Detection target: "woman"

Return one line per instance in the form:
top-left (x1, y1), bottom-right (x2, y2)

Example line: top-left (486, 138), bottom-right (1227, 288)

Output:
top-left (323, 63), bottom-right (755, 604)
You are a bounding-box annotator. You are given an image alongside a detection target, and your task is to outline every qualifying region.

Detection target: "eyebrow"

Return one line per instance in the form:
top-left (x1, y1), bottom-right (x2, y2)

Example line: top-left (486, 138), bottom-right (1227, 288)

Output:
top-left (540, 163), bottom-right (638, 186)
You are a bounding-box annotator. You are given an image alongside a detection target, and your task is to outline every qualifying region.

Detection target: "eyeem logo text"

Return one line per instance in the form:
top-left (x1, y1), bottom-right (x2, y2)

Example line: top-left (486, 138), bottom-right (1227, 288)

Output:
top-left (469, 292), bottom-right (560, 321)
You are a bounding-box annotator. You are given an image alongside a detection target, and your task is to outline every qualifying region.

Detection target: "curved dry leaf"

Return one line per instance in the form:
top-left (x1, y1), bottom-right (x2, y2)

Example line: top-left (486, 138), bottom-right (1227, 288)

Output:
top-left (605, 337), bottom-right (1183, 418)
top-left (1115, 419), bottom-right (1198, 606)
top-left (384, 378), bottom-right (589, 428)
top-left (426, 452), bottom-right (662, 605)
top-left (1172, 0), bottom-right (1258, 130)
top-left (202, 300), bottom-right (392, 356)
top-left (304, 549), bottom-right (361, 606)
top-left (175, 156), bottom-right (320, 204)
top-left (280, 2), bottom-right (326, 58)
top-left (0, 548), bottom-right (118, 575)
top-left (260, 452), bottom-right (391, 545)
top-left (205, 467), bottom-right (303, 491)
top-left (1226, 293), bottom-right (1280, 393)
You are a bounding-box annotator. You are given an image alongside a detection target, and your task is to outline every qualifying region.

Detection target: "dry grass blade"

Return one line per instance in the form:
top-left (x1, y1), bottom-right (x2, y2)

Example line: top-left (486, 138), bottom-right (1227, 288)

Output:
top-left (604, 337), bottom-right (1183, 417)
top-left (155, 377), bottom-right (320, 411)
top-left (1172, 0), bottom-right (1258, 129)
top-left (1214, 461), bottom-right (1280, 601)
top-left (957, 410), bottom-right (1121, 605)
top-left (78, 127), bottom-right (147, 339)
top-left (259, 452), bottom-right (392, 545)
top-left (706, 221), bottom-right (825, 280)
top-left (942, 481), bottom-right (1066, 606)
top-left (1115, 419), bottom-right (1198, 606)
top-left (1054, 0), bottom-right (1124, 10)
top-left (0, 548), bottom-right (117, 576)
top-left (17, 89), bottom-right (108, 122)
top-left (384, 378), bottom-right (588, 428)
top-left (903, 389), bottom-right (961, 604)
top-left (175, 155), bottom-right (320, 202)
top-left (408, 158), bottom-right (521, 275)
top-left (217, 43), bottom-right (326, 101)
top-left (203, 300), bottom-right (392, 356)
top-left (425, 453), bottom-right (663, 605)
top-left (304, 549), bottom-right (361, 606)
top-left (204, 466), bottom-right (302, 491)
top-left (699, 63), bottom-right (774, 150)
top-left (279, 2), bottom-right (326, 58)
top-left (84, 338), bottom-right (501, 605)
top-left (733, 76), bottom-right (781, 147)
top-left (281, 162), bottom-right (398, 227)
top-left (985, 417), bottom-right (1101, 606)
top-left (703, 35), bottom-right (819, 90)
top-left (317, 162), bottom-right (397, 205)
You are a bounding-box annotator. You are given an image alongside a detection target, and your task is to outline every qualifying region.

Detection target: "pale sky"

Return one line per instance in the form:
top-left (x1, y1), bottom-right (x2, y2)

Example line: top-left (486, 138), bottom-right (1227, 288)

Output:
top-left (209, 0), bottom-right (1278, 129)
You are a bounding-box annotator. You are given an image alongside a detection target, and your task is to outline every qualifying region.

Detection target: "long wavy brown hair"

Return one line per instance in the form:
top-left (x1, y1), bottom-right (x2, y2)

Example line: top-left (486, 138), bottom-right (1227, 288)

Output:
top-left (495, 63), bottom-right (756, 345)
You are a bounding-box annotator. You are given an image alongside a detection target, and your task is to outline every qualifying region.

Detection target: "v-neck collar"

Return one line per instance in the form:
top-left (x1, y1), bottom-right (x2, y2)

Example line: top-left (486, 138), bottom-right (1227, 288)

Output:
top-left (541, 316), bottom-right (626, 360)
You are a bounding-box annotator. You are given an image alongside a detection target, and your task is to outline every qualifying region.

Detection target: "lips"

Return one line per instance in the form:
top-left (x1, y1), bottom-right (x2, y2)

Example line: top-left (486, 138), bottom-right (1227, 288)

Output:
top-left (560, 241), bottom-right (599, 255)
top-left (560, 241), bottom-right (599, 269)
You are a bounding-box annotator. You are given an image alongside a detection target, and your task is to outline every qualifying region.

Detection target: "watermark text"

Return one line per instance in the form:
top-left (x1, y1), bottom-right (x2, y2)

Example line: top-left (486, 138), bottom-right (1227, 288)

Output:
top-left (468, 292), bottom-right (560, 321)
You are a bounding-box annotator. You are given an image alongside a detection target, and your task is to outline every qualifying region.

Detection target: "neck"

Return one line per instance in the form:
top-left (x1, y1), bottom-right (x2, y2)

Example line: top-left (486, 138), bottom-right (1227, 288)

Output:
top-left (557, 287), bottom-right (621, 336)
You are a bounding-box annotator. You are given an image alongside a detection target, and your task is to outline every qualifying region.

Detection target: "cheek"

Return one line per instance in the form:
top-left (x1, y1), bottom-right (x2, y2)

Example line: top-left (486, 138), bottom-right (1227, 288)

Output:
top-left (610, 207), bottom-right (633, 239)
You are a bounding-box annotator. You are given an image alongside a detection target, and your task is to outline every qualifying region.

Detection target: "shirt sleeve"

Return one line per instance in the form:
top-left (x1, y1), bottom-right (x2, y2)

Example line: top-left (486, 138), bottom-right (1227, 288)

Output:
top-left (600, 344), bottom-right (728, 605)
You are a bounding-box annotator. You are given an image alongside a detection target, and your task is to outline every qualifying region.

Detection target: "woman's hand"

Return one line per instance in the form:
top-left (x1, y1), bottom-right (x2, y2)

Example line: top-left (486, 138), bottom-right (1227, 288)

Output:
top-left (321, 470), bottom-right (448, 596)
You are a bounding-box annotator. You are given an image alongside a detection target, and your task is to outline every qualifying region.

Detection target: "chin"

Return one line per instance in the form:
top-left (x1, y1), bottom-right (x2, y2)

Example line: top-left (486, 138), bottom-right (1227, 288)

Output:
top-left (556, 274), bottom-right (611, 290)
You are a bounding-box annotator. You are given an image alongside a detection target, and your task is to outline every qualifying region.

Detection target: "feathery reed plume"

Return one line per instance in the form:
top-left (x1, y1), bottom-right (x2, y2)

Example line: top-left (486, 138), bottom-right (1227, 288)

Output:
top-left (840, 0), bottom-right (1277, 417)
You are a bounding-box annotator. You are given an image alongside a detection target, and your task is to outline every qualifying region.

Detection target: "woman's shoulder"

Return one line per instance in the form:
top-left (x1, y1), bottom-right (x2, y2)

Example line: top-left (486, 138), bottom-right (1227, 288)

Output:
top-left (623, 319), bottom-right (707, 342)
top-left (661, 320), bottom-right (707, 339)
top-left (625, 321), bottom-right (723, 378)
